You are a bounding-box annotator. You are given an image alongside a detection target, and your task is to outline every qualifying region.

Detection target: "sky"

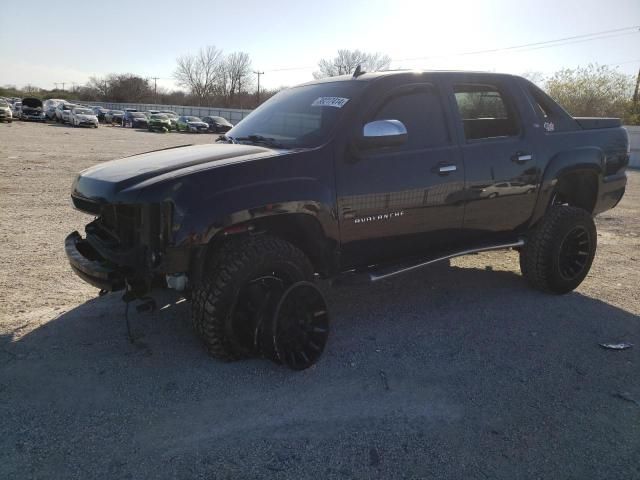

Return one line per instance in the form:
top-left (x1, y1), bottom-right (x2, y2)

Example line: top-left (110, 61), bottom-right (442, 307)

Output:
top-left (1, 0), bottom-right (639, 92)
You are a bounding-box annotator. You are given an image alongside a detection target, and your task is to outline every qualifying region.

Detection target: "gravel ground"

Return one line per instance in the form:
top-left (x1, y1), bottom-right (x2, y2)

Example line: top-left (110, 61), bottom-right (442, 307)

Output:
top-left (1, 121), bottom-right (638, 479)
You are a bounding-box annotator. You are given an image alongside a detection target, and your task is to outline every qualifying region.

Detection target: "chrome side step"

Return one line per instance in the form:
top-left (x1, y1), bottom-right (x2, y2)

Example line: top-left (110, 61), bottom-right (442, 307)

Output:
top-left (368, 239), bottom-right (525, 282)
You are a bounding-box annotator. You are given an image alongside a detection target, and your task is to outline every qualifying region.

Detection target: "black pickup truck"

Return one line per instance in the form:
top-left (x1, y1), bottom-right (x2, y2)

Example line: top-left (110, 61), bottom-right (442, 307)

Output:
top-left (66, 70), bottom-right (630, 369)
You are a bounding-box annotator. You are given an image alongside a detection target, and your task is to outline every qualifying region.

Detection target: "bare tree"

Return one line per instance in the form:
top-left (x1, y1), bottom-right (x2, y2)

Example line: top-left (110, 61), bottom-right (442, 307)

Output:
top-left (174, 45), bottom-right (224, 105)
top-left (313, 49), bottom-right (392, 79)
top-left (219, 52), bottom-right (253, 105)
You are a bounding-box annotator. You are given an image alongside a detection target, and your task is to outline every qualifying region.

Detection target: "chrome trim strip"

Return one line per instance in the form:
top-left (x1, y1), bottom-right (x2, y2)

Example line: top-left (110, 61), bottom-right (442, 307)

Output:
top-left (518, 154), bottom-right (533, 161)
top-left (439, 165), bottom-right (457, 173)
top-left (369, 239), bottom-right (525, 282)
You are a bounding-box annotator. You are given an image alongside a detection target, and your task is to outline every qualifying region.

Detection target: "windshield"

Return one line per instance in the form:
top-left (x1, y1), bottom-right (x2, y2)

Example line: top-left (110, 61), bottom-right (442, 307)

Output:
top-left (226, 81), bottom-right (365, 148)
top-left (131, 112), bottom-right (146, 118)
top-left (0, 101), bottom-right (8, 107)
top-left (110, 110), bottom-right (124, 115)
top-left (151, 114), bottom-right (168, 120)
top-left (185, 116), bottom-right (201, 122)
top-left (75, 109), bottom-right (93, 115)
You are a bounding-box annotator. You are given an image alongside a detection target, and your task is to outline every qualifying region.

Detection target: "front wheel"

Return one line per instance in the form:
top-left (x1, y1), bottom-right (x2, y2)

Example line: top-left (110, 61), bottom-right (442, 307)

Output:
top-left (520, 206), bottom-right (597, 294)
top-left (191, 235), bottom-right (316, 364)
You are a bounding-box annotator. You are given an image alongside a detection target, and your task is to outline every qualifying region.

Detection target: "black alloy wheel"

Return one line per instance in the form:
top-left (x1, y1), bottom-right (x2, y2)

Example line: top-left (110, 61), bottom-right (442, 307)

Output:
top-left (272, 281), bottom-right (329, 370)
top-left (557, 226), bottom-right (590, 281)
top-left (230, 272), bottom-right (289, 358)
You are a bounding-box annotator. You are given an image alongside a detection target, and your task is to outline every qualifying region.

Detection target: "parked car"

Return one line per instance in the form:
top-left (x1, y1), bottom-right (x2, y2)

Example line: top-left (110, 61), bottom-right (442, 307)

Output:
top-left (202, 116), bottom-right (233, 133)
top-left (0, 99), bottom-right (12, 123)
top-left (91, 106), bottom-right (108, 123)
top-left (11, 101), bottom-right (22, 118)
top-left (123, 111), bottom-right (148, 128)
top-left (70, 107), bottom-right (99, 128)
top-left (159, 111), bottom-right (179, 129)
top-left (104, 110), bottom-right (124, 125)
top-left (43, 99), bottom-right (65, 110)
top-left (175, 115), bottom-right (209, 133)
top-left (45, 105), bottom-right (57, 120)
top-left (55, 102), bottom-right (75, 123)
top-left (65, 70), bottom-right (630, 370)
top-left (20, 98), bottom-right (46, 122)
top-left (147, 113), bottom-right (173, 132)
top-left (61, 104), bottom-right (77, 124)
top-left (480, 181), bottom-right (536, 199)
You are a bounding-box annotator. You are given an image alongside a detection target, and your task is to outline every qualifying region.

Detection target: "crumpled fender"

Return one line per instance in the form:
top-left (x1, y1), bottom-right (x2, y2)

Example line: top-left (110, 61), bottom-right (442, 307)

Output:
top-left (171, 176), bottom-right (338, 248)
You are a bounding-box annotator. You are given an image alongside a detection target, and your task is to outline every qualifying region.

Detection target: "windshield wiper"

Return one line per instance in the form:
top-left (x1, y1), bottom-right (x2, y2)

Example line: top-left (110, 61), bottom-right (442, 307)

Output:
top-left (233, 134), bottom-right (288, 149)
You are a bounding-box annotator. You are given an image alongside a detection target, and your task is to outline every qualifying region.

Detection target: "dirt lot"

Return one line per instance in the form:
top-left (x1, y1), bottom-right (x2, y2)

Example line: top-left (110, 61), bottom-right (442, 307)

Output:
top-left (1, 121), bottom-right (639, 479)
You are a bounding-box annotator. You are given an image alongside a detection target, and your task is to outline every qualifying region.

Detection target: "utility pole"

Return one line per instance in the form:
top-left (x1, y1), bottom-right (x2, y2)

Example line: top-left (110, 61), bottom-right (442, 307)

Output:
top-left (253, 70), bottom-right (264, 105)
top-left (71, 82), bottom-right (78, 93)
top-left (54, 83), bottom-right (59, 91)
top-left (633, 66), bottom-right (640, 109)
top-left (150, 77), bottom-right (160, 103)
top-left (61, 82), bottom-right (66, 92)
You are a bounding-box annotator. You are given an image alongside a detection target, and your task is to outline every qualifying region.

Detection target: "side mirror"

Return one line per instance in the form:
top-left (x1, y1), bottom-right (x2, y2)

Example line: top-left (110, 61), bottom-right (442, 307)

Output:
top-left (359, 119), bottom-right (408, 149)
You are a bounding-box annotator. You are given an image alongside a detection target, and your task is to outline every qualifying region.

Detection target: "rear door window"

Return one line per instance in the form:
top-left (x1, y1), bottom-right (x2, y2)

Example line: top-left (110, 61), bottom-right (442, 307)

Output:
top-left (453, 84), bottom-right (519, 140)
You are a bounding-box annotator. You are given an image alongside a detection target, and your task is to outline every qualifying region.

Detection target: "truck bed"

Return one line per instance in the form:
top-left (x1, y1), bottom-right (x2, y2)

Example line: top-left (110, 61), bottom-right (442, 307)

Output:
top-left (574, 117), bottom-right (622, 129)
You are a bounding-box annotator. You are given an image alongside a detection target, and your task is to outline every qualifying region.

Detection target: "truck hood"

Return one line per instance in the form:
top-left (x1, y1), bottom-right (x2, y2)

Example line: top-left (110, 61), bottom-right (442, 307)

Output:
top-left (72, 143), bottom-right (281, 204)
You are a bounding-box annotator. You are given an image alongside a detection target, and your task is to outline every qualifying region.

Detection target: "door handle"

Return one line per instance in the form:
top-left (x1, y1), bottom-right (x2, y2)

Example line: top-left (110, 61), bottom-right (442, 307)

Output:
top-left (512, 152), bottom-right (532, 164)
top-left (437, 164), bottom-right (457, 174)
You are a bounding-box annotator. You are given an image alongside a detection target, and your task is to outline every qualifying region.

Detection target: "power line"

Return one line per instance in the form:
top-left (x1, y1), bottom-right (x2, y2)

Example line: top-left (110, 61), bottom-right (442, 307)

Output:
top-left (263, 25), bottom-right (640, 73)
top-left (395, 26), bottom-right (640, 62)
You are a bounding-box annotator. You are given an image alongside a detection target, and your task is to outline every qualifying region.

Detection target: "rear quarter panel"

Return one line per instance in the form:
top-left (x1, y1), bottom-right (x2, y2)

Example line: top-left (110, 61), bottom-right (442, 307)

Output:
top-left (530, 126), bottom-right (629, 225)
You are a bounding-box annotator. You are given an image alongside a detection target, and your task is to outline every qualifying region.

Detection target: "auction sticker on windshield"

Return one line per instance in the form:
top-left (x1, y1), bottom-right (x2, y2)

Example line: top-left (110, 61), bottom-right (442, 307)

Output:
top-left (311, 97), bottom-right (350, 108)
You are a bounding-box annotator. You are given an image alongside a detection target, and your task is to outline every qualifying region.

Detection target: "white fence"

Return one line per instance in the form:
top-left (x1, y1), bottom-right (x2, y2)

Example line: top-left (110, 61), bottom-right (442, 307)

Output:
top-left (625, 125), bottom-right (640, 169)
top-left (82, 101), bottom-right (253, 124)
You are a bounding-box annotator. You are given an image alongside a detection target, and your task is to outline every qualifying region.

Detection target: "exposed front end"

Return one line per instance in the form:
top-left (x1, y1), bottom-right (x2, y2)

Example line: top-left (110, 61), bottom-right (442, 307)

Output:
top-left (21, 108), bottom-right (46, 121)
top-left (66, 196), bottom-right (189, 295)
top-left (20, 98), bottom-right (45, 122)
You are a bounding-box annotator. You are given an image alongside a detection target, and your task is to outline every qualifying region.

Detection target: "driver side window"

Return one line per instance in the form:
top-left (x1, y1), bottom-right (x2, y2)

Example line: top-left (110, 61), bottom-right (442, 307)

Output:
top-left (372, 88), bottom-right (450, 150)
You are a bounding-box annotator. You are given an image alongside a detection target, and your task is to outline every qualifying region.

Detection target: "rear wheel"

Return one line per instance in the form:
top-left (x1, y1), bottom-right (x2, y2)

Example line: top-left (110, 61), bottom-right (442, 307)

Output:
top-left (520, 206), bottom-right (596, 294)
top-left (191, 235), bottom-right (315, 362)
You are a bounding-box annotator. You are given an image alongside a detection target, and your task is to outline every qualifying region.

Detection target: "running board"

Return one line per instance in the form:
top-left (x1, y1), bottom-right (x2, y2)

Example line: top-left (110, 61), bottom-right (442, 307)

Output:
top-left (368, 239), bottom-right (525, 282)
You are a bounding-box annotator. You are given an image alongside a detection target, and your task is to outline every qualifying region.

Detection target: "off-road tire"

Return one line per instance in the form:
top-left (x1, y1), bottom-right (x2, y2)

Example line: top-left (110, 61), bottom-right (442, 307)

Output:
top-left (191, 235), bottom-right (314, 361)
top-left (520, 206), bottom-right (596, 294)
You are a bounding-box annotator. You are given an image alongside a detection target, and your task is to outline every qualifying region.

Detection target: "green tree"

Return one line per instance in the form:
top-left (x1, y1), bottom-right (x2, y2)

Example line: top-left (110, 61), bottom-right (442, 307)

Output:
top-left (545, 64), bottom-right (634, 120)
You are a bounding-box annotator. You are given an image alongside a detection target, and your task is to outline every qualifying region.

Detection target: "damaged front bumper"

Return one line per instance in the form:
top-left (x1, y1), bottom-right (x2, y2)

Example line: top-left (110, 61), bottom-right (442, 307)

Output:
top-left (65, 231), bottom-right (125, 292)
